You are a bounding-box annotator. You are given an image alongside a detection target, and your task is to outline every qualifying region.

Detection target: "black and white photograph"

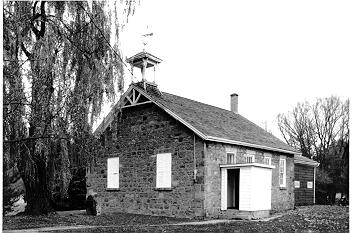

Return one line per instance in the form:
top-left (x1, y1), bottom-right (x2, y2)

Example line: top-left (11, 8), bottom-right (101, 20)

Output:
top-left (2, 0), bottom-right (350, 232)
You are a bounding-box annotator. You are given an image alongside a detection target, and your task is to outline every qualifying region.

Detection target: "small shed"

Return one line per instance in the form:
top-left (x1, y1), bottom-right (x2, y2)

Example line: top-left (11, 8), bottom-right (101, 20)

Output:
top-left (294, 155), bottom-right (319, 206)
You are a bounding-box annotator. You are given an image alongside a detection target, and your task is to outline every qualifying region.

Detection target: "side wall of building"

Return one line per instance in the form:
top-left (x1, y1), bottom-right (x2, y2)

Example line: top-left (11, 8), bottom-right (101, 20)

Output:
top-left (87, 103), bottom-right (205, 218)
top-left (203, 143), bottom-right (294, 218)
top-left (294, 164), bottom-right (315, 205)
top-left (270, 154), bottom-right (295, 211)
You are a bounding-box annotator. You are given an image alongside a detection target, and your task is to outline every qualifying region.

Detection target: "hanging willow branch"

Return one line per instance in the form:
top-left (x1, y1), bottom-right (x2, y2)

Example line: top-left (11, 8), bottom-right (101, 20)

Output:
top-left (3, 0), bottom-right (137, 215)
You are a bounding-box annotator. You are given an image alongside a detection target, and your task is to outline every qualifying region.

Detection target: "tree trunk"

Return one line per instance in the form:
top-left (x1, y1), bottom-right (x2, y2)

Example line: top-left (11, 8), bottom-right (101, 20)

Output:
top-left (17, 23), bottom-right (57, 214)
top-left (20, 152), bottom-right (54, 215)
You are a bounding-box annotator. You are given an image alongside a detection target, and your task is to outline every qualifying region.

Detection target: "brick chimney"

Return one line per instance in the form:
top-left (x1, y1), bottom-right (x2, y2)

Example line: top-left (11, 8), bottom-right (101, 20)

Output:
top-left (230, 93), bottom-right (238, 113)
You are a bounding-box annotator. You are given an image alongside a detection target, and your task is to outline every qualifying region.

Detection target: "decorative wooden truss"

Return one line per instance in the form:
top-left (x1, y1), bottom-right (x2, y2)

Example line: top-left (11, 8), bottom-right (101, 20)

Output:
top-left (122, 88), bottom-right (151, 108)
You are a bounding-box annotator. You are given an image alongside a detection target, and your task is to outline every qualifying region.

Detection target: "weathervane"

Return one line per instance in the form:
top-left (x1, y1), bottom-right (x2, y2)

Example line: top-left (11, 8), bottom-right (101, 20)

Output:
top-left (141, 25), bottom-right (153, 52)
top-left (126, 25), bottom-right (162, 86)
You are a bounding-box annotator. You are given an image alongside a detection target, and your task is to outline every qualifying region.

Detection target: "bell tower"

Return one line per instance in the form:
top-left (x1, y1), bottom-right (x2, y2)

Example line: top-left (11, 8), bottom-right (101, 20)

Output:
top-left (126, 29), bottom-right (162, 89)
top-left (126, 51), bottom-right (162, 85)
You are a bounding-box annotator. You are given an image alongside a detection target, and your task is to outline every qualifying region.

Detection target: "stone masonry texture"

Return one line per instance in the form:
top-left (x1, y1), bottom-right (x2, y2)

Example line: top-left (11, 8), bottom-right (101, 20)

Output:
top-left (203, 143), bottom-right (294, 218)
top-left (88, 102), bottom-right (295, 219)
top-left (270, 154), bottom-right (295, 212)
top-left (87, 103), bottom-right (205, 218)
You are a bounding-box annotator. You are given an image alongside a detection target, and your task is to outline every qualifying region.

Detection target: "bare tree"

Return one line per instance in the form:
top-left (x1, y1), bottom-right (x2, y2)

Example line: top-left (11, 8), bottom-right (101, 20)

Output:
top-left (277, 102), bottom-right (316, 158)
top-left (277, 96), bottom-right (349, 201)
top-left (311, 97), bottom-right (347, 168)
top-left (278, 97), bottom-right (348, 161)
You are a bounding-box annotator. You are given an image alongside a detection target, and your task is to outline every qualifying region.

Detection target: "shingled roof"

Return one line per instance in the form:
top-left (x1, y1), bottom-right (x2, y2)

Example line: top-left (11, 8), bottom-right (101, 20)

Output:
top-left (294, 155), bottom-right (320, 167)
top-left (95, 82), bottom-right (300, 155)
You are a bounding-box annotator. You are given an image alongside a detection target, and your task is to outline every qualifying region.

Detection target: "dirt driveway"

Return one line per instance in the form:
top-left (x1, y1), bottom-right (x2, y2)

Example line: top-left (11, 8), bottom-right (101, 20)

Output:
top-left (3, 205), bottom-right (349, 232)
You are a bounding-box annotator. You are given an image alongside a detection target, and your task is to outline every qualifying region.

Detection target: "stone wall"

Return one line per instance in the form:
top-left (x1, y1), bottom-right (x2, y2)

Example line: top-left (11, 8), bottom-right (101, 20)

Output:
top-left (203, 143), bottom-right (226, 218)
top-left (87, 103), bottom-right (205, 218)
top-left (270, 153), bottom-right (295, 212)
top-left (87, 101), bottom-right (295, 219)
top-left (294, 164), bottom-right (314, 206)
top-left (203, 143), bottom-right (295, 218)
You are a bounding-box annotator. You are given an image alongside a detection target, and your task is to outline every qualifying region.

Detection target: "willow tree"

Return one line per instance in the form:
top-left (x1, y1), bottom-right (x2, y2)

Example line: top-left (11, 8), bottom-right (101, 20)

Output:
top-left (3, 1), bottom-right (135, 215)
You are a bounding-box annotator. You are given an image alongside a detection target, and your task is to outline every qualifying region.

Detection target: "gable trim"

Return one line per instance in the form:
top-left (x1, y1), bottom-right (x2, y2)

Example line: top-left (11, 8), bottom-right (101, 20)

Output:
top-left (121, 101), bottom-right (152, 109)
top-left (122, 86), bottom-right (151, 107)
top-left (94, 85), bottom-right (153, 135)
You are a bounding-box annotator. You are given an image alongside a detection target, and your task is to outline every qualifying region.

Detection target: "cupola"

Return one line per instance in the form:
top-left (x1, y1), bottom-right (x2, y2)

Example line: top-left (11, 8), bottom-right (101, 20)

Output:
top-left (126, 51), bottom-right (162, 89)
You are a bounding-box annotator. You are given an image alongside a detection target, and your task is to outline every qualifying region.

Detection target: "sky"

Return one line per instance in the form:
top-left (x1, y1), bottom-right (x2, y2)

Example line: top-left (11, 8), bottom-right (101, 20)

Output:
top-left (99, 0), bottom-right (352, 140)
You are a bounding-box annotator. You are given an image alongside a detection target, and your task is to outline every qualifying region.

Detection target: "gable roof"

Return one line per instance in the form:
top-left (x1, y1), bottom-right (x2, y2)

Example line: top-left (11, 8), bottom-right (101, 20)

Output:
top-left (95, 82), bottom-right (300, 155)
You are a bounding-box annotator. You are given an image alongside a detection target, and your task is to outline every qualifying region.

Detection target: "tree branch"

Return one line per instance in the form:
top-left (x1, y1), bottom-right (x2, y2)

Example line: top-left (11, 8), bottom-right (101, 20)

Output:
top-left (4, 135), bottom-right (69, 144)
top-left (20, 42), bottom-right (32, 58)
top-left (31, 1), bottom-right (46, 40)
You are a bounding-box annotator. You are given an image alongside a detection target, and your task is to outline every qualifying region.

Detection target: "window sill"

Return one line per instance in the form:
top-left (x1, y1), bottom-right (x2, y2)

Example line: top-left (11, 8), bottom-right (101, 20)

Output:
top-left (154, 187), bottom-right (173, 191)
top-left (106, 188), bottom-right (120, 191)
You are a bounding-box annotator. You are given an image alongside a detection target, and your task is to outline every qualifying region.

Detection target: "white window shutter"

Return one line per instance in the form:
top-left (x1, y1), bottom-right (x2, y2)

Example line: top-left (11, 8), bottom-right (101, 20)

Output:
top-left (294, 181), bottom-right (300, 188)
top-left (156, 153), bottom-right (172, 188)
top-left (220, 168), bottom-right (227, 210)
top-left (283, 159), bottom-right (286, 187)
top-left (107, 157), bottom-right (119, 189)
top-left (307, 181), bottom-right (313, 189)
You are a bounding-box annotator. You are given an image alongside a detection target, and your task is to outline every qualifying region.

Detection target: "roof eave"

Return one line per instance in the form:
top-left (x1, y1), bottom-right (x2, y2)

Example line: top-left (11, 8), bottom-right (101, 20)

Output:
top-left (205, 135), bottom-right (300, 155)
top-left (294, 159), bottom-right (320, 167)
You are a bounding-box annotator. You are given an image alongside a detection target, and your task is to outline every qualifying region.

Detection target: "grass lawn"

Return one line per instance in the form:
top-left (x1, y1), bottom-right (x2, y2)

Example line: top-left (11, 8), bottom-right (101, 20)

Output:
top-left (3, 205), bottom-right (349, 232)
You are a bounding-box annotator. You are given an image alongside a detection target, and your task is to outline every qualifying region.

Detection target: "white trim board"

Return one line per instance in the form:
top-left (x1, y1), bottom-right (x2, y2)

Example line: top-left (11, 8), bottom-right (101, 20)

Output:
top-left (206, 136), bottom-right (299, 155)
top-left (220, 163), bottom-right (275, 169)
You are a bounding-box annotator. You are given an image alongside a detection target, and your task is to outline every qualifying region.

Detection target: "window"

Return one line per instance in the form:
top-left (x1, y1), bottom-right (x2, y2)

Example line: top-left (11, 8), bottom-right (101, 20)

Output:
top-left (227, 153), bottom-right (236, 164)
top-left (100, 134), bottom-right (105, 147)
top-left (244, 154), bottom-right (254, 163)
top-left (307, 181), bottom-right (313, 189)
top-left (279, 158), bottom-right (286, 187)
top-left (107, 157), bottom-right (119, 189)
top-left (156, 153), bottom-right (172, 188)
top-left (264, 157), bottom-right (271, 165)
top-left (85, 166), bottom-right (91, 177)
top-left (294, 181), bottom-right (300, 188)
top-left (106, 127), bottom-right (112, 144)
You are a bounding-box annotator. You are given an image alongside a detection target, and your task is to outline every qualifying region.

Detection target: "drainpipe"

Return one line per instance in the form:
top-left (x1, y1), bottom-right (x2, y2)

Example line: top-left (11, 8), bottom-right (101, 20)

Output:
top-left (203, 141), bottom-right (207, 175)
top-left (203, 141), bottom-right (207, 216)
top-left (193, 134), bottom-right (197, 181)
top-left (313, 167), bottom-right (316, 204)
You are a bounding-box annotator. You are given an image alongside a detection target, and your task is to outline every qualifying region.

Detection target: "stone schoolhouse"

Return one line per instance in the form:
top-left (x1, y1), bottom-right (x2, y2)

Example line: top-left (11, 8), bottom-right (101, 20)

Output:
top-left (88, 51), bottom-right (319, 219)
